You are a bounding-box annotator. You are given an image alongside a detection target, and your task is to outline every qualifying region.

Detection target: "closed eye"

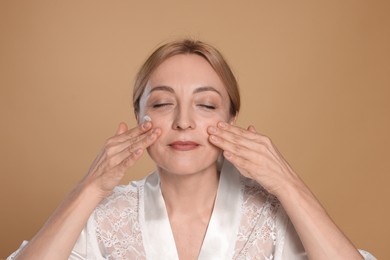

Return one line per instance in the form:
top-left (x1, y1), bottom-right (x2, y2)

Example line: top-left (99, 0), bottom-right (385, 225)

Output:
top-left (153, 103), bottom-right (173, 108)
top-left (198, 104), bottom-right (216, 110)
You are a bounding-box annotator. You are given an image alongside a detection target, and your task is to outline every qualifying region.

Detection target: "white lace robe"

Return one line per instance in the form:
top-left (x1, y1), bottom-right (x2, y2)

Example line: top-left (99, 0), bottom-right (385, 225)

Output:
top-left (8, 162), bottom-right (376, 260)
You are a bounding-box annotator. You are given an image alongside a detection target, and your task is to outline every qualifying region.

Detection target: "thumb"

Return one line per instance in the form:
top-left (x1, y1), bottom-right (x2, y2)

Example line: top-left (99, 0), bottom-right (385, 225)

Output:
top-left (116, 122), bottom-right (128, 135)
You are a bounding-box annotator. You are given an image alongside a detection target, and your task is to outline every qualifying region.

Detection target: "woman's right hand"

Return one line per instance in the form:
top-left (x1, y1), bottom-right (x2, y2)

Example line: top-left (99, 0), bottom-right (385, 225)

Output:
top-left (13, 121), bottom-right (161, 260)
top-left (82, 121), bottom-right (161, 199)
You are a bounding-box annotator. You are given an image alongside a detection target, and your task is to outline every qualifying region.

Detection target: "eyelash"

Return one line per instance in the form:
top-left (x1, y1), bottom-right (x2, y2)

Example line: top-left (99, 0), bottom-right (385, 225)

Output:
top-left (198, 104), bottom-right (216, 110)
top-left (152, 103), bottom-right (173, 108)
top-left (151, 103), bottom-right (216, 110)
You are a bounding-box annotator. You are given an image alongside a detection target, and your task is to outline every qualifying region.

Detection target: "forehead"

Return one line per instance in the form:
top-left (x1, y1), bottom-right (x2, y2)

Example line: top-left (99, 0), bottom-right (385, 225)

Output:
top-left (147, 54), bottom-right (227, 94)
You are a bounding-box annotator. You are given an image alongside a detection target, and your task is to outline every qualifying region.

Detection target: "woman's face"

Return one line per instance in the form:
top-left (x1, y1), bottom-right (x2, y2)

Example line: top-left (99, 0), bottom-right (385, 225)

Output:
top-left (138, 54), bottom-right (234, 176)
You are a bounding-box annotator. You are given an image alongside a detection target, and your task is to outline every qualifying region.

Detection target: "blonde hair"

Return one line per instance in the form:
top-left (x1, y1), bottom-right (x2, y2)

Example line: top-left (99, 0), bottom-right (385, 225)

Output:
top-left (133, 39), bottom-right (240, 116)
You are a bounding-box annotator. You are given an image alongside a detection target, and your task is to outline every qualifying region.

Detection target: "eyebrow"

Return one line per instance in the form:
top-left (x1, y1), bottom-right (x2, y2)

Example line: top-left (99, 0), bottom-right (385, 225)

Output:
top-left (193, 86), bottom-right (222, 96)
top-left (148, 85), bottom-right (221, 96)
top-left (148, 85), bottom-right (175, 94)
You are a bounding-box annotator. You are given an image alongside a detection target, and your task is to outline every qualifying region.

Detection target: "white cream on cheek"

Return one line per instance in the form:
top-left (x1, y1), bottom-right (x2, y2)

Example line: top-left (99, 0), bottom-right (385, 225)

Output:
top-left (143, 115), bottom-right (152, 122)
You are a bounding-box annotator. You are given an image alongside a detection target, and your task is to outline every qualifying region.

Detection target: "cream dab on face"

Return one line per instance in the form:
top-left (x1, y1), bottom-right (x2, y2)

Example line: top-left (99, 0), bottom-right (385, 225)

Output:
top-left (143, 115), bottom-right (152, 122)
top-left (138, 54), bottom-right (232, 176)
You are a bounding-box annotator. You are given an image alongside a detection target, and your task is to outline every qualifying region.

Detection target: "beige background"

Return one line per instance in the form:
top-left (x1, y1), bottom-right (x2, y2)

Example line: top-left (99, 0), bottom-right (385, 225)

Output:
top-left (1, 1), bottom-right (389, 258)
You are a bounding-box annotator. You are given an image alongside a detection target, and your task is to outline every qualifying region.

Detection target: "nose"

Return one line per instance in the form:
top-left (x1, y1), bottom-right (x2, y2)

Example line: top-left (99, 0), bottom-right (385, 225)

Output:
top-left (172, 105), bottom-right (195, 130)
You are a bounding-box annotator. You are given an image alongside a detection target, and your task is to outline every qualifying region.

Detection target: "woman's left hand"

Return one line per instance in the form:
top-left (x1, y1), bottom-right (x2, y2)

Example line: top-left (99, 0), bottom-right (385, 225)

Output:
top-left (208, 122), bottom-right (366, 259)
top-left (208, 122), bottom-right (300, 196)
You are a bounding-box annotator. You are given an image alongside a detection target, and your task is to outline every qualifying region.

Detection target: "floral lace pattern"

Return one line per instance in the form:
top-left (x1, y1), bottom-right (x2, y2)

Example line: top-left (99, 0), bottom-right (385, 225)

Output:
top-left (233, 177), bottom-right (280, 259)
top-left (94, 184), bottom-right (145, 259)
top-left (7, 175), bottom-right (376, 260)
top-left (93, 177), bottom-right (283, 259)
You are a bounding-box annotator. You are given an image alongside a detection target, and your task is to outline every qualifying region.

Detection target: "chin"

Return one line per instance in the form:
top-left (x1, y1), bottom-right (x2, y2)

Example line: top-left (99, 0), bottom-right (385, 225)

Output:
top-left (157, 163), bottom-right (218, 176)
top-left (148, 151), bottom-right (219, 176)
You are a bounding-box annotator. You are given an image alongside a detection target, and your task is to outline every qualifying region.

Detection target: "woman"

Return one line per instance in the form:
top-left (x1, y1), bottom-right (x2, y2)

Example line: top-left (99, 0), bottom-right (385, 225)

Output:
top-left (8, 39), bottom-right (375, 259)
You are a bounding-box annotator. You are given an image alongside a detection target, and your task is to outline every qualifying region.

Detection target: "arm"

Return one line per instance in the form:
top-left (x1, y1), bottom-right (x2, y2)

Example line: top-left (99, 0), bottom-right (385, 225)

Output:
top-left (208, 122), bottom-right (363, 260)
top-left (278, 175), bottom-right (362, 259)
top-left (15, 122), bottom-right (161, 260)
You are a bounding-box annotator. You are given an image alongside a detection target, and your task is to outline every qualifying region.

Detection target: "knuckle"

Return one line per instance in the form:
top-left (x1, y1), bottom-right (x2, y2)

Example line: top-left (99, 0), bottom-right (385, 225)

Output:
top-left (131, 135), bottom-right (141, 143)
top-left (232, 144), bottom-right (241, 154)
top-left (107, 158), bottom-right (117, 168)
top-left (258, 144), bottom-right (267, 153)
top-left (105, 136), bottom-right (116, 145)
top-left (254, 133), bottom-right (263, 142)
top-left (264, 137), bottom-right (272, 146)
top-left (105, 147), bottom-right (115, 157)
top-left (128, 142), bottom-right (136, 152)
top-left (124, 157), bottom-right (135, 167)
top-left (143, 135), bottom-right (151, 145)
top-left (236, 159), bottom-right (247, 169)
top-left (123, 157), bottom-right (131, 165)
top-left (231, 133), bottom-right (241, 144)
top-left (128, 150), bottom-right (136, 158)
top-left (259, 135), bottom-right (271, 145)
top-left (238, 128), bottom-right (246, 136)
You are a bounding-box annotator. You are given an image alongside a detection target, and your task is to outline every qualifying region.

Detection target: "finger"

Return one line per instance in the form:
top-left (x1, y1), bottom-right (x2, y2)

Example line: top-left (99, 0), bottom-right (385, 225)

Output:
top-left (248, 125), bottom-right (256, 133)
top-left (107, 128), bottom-right (161, 167)
top-left (209, 132), bottom-right (272, 166)
top-left (224, 149), bottom-right (284, 194)
top-left (216, 122), bottom-right (259, 140)
top-left (112, 146), bottom-right (145, 170)
top-left (209, 125), bottom-right (261, 152)
top-left (209, 123), bottom-right (277, 154)
top-left (122, 128), bottom-right (161, 155)
top-left (111, 121), bottom-right (153, 144)
top-left (116, 147), bottom-right (145, 170)
top-left (223, 149), bottom-right (278, 178)
top-left (116, 122), bottom-right (128, 135)
top-left (124, 121), bottom-right (152, 138)
top-left (105, 124), bottom-right (158, 158)
top-left (209, 125), bottom-right (283, 171)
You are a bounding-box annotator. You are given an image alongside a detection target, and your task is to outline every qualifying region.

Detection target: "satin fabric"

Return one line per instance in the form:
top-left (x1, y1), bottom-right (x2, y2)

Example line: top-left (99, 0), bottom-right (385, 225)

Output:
top-left (141, 161), bottom-right (242, 260)
top-left (7, 161), bottom-right (378, 260)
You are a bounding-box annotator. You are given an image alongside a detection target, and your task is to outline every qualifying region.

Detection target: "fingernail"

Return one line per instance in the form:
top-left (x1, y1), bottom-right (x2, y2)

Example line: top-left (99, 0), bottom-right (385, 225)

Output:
top-left (224, 151), bottom-right (232, 158)
top-left (218, 122), bottom-right (227, 129)
top-left (152, 128), bottom-right (160, 134)
top-left (135, 148), bottom-right (142, 155)
top-left (210, 135), bottom-right (218, 142)
top-left (142, 121), bottom-right (151, 130)
top-left (209, 126), bottom-right (217, 134)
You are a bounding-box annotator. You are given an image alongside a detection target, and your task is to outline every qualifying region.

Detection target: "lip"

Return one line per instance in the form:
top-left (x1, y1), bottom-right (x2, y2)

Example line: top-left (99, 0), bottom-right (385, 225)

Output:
top-left (169, 141), bottom-right (200, 151)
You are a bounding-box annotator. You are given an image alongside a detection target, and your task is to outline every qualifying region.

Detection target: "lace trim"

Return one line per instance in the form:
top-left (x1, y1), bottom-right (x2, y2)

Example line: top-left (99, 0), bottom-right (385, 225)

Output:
top-left (94, 184), bottom-right (145, 259)
top-left (233, 177), bottom-right (280, 259)
top-left (94, 177), bottom-right (284, 259)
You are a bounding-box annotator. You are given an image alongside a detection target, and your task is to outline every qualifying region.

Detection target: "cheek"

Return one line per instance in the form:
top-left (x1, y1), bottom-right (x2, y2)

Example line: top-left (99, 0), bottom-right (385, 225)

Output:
top-left (146, 116), bottom-right (170, 151)
top-left (198, 111), bottom-right (232, 128)
top-left (149, 116), bottom-right (169, 133)
top-left (145, 107), bottom-right (231, 135)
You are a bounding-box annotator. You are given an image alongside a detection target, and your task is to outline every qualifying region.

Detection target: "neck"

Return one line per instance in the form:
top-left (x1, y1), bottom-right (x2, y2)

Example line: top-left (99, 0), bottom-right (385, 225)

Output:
top-left (158, 166), bottom-right (220, 216)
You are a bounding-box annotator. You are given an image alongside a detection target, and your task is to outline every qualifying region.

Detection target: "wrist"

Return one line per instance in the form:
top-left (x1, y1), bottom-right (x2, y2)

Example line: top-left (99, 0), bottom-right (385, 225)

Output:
top-left (72, 180), bottom-right (107, 210)
top-left (273, 174), bottom-right (311, 203)
top-left (77, 175), bottom-right (114, 202)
